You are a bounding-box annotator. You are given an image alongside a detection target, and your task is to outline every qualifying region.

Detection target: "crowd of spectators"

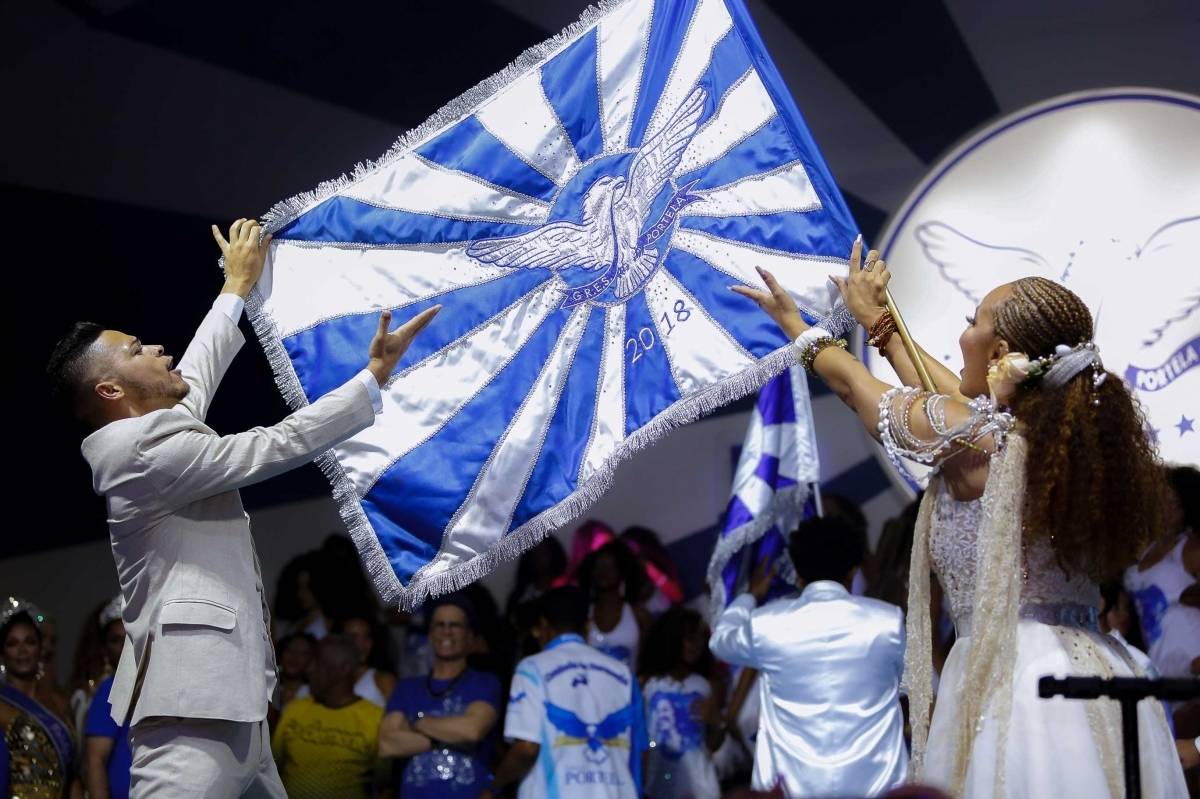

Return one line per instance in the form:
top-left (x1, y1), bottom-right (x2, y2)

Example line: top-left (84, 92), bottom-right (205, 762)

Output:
top-left (2, 469), bottom-right (1197, 797)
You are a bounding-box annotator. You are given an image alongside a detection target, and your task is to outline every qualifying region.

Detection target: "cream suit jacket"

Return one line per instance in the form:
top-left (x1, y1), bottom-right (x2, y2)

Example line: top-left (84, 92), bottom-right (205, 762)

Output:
top-left (81, 304), bottom-right (376, 725)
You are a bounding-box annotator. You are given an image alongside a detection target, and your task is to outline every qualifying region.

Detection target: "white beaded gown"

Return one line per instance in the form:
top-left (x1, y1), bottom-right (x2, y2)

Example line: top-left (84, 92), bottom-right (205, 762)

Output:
top-left (879, 387), bottom-right (1187, 798)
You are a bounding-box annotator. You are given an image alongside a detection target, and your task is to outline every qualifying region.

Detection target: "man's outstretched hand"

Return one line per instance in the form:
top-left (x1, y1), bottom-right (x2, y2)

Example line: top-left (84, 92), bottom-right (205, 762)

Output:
top-left (367, 307), bottom-right (442, 388)
top-left (213, 218), bottom-right (272, 298)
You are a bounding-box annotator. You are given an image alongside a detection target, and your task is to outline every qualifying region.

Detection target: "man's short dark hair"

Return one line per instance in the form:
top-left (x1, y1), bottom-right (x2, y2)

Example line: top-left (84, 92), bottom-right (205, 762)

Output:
top-left (536, 585), bottom-right (588, 634)
top-left (46, 321), bottom-right (105, 418)
top-left (428, 592), bottom-right (479, 632)
top-left (787, 515), bottom-right (866, 585)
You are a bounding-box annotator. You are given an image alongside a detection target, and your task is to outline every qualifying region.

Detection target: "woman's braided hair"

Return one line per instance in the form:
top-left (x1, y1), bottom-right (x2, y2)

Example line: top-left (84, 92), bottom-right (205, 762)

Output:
top-left (994, 277), bottom-right (1167, 579)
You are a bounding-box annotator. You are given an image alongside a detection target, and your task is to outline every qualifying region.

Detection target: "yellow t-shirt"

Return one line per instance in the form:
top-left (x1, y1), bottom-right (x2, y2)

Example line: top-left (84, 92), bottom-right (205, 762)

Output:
top-left (272, 696), bottom-right (383, 799)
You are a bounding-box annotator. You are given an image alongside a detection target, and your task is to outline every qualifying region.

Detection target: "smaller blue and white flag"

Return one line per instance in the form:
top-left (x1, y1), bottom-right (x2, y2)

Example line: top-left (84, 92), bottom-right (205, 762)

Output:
top-left (707, 365), bottom-right (820, 614)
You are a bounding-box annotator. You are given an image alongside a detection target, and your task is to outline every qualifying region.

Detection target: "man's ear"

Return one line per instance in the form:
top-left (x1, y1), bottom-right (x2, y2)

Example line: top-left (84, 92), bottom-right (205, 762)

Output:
top-left (95, 380), bottom-right (123, 401)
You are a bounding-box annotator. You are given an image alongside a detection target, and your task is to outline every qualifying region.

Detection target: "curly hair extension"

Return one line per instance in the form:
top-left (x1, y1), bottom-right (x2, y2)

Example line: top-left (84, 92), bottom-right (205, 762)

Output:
top-left (995, 277), bottom-right (1168, 579)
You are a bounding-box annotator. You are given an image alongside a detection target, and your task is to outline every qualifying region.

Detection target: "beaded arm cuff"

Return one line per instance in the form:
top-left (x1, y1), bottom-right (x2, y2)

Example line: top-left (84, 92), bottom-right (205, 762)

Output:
top-left (877, 387), bottom-right (1014, 479)
top-left (798, 337), bottom-right (847, 372)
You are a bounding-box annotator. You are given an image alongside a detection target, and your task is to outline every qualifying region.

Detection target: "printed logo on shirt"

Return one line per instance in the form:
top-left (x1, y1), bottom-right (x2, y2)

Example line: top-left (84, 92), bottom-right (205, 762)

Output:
top-left (1131, 585), bottom-right (1169, 645)
top-left (291, 718), bottom-right (373, 756)
top-left (647, 690), bottom-right (704, 760)
top-left (546, 701), bottom-right (634, 763)
top-left (564, 766), bottom-right (627, 787)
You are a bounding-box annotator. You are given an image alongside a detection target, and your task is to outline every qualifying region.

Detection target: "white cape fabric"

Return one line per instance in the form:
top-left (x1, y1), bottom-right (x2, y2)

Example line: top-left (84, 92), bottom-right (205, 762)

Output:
top-left (250, 0), bottom-right (859, 608)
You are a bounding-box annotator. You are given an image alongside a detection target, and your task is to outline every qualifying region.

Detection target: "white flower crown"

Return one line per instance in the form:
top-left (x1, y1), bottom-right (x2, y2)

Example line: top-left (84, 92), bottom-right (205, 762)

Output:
top-left (988, 341), bottom-right (1106, 404)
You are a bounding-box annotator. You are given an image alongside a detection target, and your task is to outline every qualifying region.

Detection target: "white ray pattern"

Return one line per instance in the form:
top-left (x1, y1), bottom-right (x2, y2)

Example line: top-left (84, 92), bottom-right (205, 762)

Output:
top-left (475, 70), bottom-right (582, 185)
top-left (682, 161), bottom-right (821, 217)
top-left (675, 68), bottom-right (776, 176)
top-left (643, 269), bottom-right (754, 394)
top-left (642, 0), bottom-right (733, 142)
top-left (337, 280), bottom-right (564, 495)
top-left (596, 0), bottom-right (655, 152)
top-left (263, 240), bottom-right (516, 338)
top-left (430, 304), bottom-right (593, 577)
top-left (671, 228), bottom-right (842, 319)
top-left (579, 305), bottom-right (627, 482)
top-left (341, 153), bottom-right (551, 224)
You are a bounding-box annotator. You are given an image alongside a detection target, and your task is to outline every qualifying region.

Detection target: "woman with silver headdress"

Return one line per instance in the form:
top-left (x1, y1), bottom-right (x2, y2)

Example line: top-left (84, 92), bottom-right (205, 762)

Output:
top-left (1, 598), bottom-right (79, 798)
top-left (733, 239), bottom-right (1187, 797)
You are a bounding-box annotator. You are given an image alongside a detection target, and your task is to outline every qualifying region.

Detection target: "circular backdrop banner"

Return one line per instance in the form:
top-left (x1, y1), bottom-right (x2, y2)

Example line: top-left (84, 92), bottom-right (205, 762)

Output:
top-left (870, 88), bottom-right (1200, 490)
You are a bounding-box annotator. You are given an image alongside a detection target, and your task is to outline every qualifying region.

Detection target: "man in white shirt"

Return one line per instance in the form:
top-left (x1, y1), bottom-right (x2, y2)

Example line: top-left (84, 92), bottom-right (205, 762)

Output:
top-left (47, 219), bottom-right (439, 798)
top-left (488, 586), bottom-right (648, 799)
top-left (710, 515), bottom-right (908, 798)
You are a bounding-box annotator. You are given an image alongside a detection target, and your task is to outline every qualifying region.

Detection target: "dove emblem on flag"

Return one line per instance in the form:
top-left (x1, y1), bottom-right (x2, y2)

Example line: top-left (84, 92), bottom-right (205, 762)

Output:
top-left (468, 88), bottom-right (707, 307)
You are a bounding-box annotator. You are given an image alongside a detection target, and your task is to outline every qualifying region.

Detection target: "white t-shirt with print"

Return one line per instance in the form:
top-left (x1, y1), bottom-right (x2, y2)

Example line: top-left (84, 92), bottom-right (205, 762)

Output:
top-left (505, 634), bottom-right (648, 799)
top-left (643, 674), bottom-right (720, 799)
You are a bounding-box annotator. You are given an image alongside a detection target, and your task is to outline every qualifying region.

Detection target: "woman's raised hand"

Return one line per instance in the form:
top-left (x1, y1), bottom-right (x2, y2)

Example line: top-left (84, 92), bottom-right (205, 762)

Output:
top-left (830, 238), bottom-right (891, 328)
top-left (730, 266), bottom-right (808, 340)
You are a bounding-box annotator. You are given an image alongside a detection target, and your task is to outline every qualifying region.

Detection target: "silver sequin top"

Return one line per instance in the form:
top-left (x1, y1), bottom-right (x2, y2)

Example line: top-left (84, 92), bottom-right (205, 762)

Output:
top-left (930, 485), bottom-right (1101, 638)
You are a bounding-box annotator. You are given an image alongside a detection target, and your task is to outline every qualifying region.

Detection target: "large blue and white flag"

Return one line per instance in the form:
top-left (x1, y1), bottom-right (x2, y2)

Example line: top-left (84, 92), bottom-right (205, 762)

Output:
top-left (251, 0), bottom-right (859, 608)
top-left (706, 366), bottom-right (820, 614)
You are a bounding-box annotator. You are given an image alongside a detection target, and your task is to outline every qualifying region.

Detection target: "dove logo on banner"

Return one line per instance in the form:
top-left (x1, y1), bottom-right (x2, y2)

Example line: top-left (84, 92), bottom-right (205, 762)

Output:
top-left (871, 89), bottom-right (1200, 488)
top-left (251, 0), bottom-right (858, 608)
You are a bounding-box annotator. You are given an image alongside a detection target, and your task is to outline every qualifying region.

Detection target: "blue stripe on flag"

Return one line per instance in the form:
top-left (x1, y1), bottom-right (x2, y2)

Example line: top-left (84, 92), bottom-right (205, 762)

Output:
top-left (358, 501), bottom-right (438, 593)
top-left (679, 211), bottom-right (851, 258)
top-left (540, 29), bottom-right (605, 163)
top-left (756, 369), bottom-right (795, 424)
top-left (624, 293), bottom-right (681, 435)
top-left (695, 28), bottom-right (754, 110)
top-left (508, 307), bottom-right (605, 532)
top-left (362, 308), bottom-right (573, 583)
top-left (754, 453), bottom-right (797, 490)
top-left (724, 495), bottom-right (754, 532)
top-left (415, 117), bottom-right (560, 201)
top-left (627, 0), bottom-right (700, 149)
top-left (662, 249), bottom-right (787, 358)
top-left (724, 0), bottom-right (859, 242)
top-left (283, 271), bottom-right (553, 402)
top-left (277, 196), bottom-right (536, 246)
top-left (678, 117), bottom-right (799, 191)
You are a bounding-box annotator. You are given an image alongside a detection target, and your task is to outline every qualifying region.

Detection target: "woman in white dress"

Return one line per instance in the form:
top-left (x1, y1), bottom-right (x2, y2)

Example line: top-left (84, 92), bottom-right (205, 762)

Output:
top-left (733, 239), bottom-right (1187, 798)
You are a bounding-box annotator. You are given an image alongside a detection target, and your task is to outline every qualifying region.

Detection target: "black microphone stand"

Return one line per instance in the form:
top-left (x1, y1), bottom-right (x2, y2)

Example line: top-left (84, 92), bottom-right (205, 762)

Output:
top-left (1038, 675), bottom-right (1199, 799)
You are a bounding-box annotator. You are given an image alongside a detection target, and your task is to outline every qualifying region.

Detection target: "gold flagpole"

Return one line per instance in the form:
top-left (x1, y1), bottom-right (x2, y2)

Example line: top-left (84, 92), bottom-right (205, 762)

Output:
top-left (860, 235), bottom-right (936, 392)
top-left (884, 286), bottom-right (936, 392)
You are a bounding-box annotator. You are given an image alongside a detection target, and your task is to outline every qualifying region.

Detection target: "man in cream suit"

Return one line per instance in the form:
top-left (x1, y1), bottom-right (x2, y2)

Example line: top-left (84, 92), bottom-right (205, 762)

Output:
top-left (709, 514), bottom-right (908, 798)
top-left (47, 219), bottom-right (440, 797)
